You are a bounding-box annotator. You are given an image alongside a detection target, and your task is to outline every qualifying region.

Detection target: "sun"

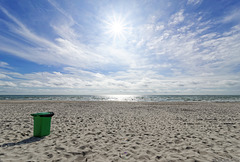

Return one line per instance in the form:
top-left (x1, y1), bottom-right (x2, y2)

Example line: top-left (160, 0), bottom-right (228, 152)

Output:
top-left (111, 21), bottom-right (124, 34)
top-left (104, 14), bottom-right (128, 40)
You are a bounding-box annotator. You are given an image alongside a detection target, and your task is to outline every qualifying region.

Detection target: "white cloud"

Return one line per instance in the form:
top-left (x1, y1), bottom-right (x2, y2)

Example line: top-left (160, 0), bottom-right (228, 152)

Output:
top-left (222, 8), bottom-right (240, 23)
top-left (48, 0), bottom-right (84, 29)
top-left (168, 9), bottom-right (184, 25)
top-left (187, 0), bottom-right (202, 6)
top-left (0, 73), bottom-right (11, 79)
top-left (177, 23), bottom-right (194, 33)
top-left (136, 38), bottom-right (145, 48)
top-left (155, 24), bottom-right (164, 31)
top-left (0, 61), bottom-right (12, 69)
top-left (0, 80), bottom-right (16, 87)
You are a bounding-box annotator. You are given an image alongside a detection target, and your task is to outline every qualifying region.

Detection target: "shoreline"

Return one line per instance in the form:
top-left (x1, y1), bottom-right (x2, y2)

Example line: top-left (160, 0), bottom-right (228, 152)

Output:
top-left (1, 95), bottom-right (240, 103)
top-left (1, 100), bottom-right (240, 103)
top-left (1, 101), bottom-right (240, 161)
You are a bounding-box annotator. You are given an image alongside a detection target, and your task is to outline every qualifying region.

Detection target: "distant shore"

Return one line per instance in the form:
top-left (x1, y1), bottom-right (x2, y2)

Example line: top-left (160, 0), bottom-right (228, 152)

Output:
top-left (0, 101), bottom-right (240, 161)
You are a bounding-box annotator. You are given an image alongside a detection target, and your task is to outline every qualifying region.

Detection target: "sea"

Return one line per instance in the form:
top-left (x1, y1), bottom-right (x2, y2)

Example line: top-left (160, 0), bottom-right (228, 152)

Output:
top-left (0, 95), bottom-right (240, 102)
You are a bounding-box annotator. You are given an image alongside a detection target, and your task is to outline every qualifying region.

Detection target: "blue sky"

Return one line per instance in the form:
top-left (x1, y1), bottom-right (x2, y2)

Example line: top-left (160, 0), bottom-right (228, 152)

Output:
top-left (0, 0), bottom-right (240, 95)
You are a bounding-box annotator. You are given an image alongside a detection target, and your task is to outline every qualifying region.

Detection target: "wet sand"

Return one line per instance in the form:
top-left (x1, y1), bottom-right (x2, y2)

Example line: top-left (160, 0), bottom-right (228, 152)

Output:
top-left (0, 101), bottom-right (240, 162)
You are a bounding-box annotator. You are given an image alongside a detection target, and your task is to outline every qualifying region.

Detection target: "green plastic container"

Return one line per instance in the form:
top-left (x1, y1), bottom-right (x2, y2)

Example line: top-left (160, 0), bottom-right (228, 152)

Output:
top-left (31, 112), bottom-right (54, 137)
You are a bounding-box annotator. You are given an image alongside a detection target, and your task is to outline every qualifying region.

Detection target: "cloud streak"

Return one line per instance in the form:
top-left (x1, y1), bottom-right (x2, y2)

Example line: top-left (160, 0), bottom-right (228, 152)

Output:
top-left (187, 0), bottom-right (202, 6)
top-left (0, 5), bottom-right (136, 71)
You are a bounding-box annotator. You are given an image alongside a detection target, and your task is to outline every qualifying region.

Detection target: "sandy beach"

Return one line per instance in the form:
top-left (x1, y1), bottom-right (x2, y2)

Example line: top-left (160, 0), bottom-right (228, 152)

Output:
top-left (0, 101), bottom-right (240, 162)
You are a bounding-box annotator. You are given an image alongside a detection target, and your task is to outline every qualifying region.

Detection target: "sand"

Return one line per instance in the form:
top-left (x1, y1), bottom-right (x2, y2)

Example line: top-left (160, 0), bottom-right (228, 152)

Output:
top-left (0, 101), bottom-right (240, 162)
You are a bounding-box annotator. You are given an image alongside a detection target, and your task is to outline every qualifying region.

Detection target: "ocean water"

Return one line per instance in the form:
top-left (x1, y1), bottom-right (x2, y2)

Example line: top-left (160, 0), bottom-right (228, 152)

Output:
top-left (0, 95), bottom-right (240, 102)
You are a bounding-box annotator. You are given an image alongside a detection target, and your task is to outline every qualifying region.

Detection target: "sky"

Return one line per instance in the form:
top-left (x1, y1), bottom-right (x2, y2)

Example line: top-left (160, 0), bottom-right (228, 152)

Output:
top-left (0, 0), bottom-right (240, 95)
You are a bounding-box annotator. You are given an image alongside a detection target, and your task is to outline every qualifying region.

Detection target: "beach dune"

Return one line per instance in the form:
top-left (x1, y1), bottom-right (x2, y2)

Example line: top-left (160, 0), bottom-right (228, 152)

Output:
top-left (0, 101), bottom-right (240, 161)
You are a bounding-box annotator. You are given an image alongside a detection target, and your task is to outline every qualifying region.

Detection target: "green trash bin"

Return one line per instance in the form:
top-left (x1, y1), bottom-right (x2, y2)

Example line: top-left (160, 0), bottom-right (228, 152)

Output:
top-left (31, 112), bottom-right (54, 137)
